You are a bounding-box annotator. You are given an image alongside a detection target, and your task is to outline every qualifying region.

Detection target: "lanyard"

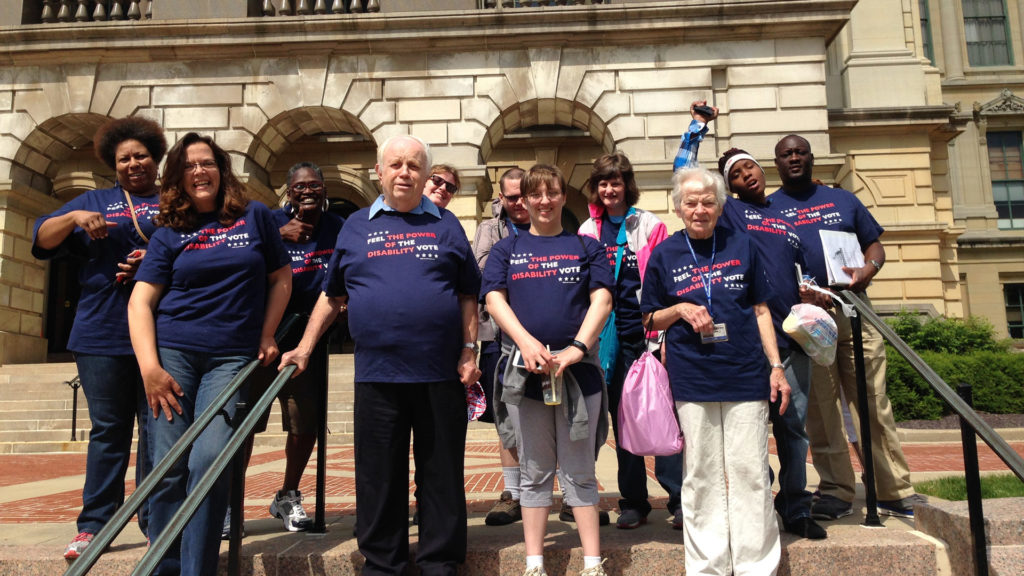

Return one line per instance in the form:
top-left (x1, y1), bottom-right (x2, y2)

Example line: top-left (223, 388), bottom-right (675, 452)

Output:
top-left (505, 217), bottom-right (520, 237)
top-left (683, 230), bottom-right (716, 317)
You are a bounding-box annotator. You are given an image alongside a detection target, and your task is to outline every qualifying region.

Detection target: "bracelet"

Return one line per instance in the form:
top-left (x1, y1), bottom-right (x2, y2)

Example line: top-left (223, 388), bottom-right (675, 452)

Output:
top-left (771, 363), bottom-right (785, 370)
top-left (571, 339), bottom-right (589, 355)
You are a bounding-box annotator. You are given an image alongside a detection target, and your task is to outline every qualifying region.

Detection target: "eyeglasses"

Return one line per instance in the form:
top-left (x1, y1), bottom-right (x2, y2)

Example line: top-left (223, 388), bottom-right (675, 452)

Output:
top-left (290, 182), bottom-right (324, 192)
top-left (525, 190), bottom-right (563, 202)
top-left (430, 174), bottom-right (457, 195)
top-left (502, 194), bottom-right (523, 204)
top-left (186, 160), bottom-right (218, 173)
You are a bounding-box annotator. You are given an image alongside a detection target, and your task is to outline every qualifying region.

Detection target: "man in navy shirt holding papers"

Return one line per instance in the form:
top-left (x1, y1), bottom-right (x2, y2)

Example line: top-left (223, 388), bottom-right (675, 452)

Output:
top-left (770, 134), bottom-right (924, 521)
top-left (280, 135), bottom-right (481, 576)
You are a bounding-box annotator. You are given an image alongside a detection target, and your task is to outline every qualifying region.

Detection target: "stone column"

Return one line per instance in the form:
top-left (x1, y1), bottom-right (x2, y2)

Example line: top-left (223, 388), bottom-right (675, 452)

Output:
top-left (0, 188), bottom-right (60, 364)
top-left (938, 0), bottom-right (965, 80)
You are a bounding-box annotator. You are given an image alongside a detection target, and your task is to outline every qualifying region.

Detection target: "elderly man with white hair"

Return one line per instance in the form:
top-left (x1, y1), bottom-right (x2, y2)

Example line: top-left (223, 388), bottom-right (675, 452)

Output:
top-left (281, 134), bottom-right (482, 576)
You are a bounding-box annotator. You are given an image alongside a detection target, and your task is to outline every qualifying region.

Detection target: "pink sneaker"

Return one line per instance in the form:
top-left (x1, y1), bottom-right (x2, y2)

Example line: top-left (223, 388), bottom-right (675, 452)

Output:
top-left (64, 532), bottom-right (95, 560)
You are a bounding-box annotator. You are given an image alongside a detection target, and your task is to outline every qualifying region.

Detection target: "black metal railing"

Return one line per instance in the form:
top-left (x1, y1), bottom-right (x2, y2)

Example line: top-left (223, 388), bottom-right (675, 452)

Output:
top-left (65, 375), bottom-right (82, 442)
top-left (62, 314), bottom-right (331, 576)
top-left (842, 290), bottom-right (1024, 576)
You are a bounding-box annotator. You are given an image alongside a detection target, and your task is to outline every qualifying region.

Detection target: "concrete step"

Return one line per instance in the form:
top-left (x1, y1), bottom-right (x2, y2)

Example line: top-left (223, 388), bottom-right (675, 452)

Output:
top-left (917, 496), bottom-right (1024, 575)
top-left (0, 520), bottom-right (944, 576)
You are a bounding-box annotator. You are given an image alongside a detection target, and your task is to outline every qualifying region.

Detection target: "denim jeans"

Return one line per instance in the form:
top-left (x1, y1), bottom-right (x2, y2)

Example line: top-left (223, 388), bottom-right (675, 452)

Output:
top-left (769, 347), bottom-right (813, 523)
top-left (74, 353), bottom-right (150, 536)
top-left (607, 338), bottom-right (683, 515)
top-left (147, 348), bottom-right (250, 576)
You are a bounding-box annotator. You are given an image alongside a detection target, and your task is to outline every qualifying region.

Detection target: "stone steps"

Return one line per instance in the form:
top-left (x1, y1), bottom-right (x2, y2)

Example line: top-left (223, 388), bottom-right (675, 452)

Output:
top-left (0, 356), bottom-right (498, 453)
top-left (0, 520), bottom-right (946, 576)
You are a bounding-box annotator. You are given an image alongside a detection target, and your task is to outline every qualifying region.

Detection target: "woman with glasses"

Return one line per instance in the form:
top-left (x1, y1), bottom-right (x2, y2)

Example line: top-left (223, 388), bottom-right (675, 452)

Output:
top-left (483, 164), bottom-right (613, 576)
top-left (233, 162), bottom-right (345, 536)
top-left (423, 163), bottom-right (461, 209)
top-left (32, 116), bottom-right (166, 560)
top-left (128, 132), bottom-right (292, 576)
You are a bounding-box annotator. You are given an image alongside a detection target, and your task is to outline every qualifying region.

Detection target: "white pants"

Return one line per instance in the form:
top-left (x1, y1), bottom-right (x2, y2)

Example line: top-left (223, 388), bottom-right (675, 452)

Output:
top-left (676, 400), bottom-right (780, 576)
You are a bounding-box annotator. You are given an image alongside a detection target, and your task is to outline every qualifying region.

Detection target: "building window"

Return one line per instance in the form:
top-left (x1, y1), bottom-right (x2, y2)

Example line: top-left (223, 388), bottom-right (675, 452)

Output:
top-left (961, 0), bottom-right (1013, 66)
top-left (1006, 284), bottom-right (1024, 338)
top-left (920, 0), bottom-right (934, 64)
top-left (987, 131), bottom-right (1024, 229)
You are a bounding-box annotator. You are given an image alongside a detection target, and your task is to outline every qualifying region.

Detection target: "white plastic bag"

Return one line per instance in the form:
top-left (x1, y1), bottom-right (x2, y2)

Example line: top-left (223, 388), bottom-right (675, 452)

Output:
top-left (783, 303), bottom-right (838, 366)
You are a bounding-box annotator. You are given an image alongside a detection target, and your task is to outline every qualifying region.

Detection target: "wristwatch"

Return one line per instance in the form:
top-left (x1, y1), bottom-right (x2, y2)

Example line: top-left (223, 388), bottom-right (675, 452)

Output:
top-left (869, 259), bottom-right (883, 272)
top-left (771, 363), bottom-right (785, 370)
top-left (463, 342), bottom-right (479, 354)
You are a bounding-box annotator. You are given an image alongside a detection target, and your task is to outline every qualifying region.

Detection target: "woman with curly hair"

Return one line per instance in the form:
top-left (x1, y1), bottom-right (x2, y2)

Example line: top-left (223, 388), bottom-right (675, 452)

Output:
top-left (32, 115), bottom-right (166, 560)
top-left (128, 132), bottom-right (292, 576)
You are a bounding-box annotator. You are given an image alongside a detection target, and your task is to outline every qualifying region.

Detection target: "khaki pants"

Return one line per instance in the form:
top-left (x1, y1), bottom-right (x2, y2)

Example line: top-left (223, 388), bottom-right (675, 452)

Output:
top-left (806, 294), bottom-right (915, 503)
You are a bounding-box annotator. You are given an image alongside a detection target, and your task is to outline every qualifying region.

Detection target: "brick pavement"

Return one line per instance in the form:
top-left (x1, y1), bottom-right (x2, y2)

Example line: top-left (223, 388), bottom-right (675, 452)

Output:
top-left (2, 437), bottom-right (1021, 525)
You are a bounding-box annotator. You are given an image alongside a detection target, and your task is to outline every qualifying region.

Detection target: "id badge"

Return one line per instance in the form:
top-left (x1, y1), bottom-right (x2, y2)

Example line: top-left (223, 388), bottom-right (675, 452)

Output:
top-left (701, 323), bottom-right (728, 344)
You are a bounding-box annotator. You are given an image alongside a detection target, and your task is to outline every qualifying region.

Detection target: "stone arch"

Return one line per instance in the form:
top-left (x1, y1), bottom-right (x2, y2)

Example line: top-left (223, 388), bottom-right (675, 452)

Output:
top-left (7, 112), bottom-right (113, 200)
top-left (478, 97), bottom-right (613, 228)
top-left (245, 106), bottom-right (378, 207)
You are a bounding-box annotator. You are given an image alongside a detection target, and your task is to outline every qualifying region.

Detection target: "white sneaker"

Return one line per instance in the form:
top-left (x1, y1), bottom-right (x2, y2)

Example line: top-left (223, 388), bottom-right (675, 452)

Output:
top-left (269, 489), bottom-right (313, 532)
top-left (523, 567), bottom-right (547, 576)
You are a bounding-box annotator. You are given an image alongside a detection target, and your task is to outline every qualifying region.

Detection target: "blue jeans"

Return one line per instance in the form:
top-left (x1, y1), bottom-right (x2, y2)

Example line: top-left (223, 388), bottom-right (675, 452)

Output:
top-left (147, 348), bottom-right (250, 576)
top-left (74, 354), bottom-right (150, 536)
top-left (607, 338), bottom-right (683, 515)
top-left (770, 347), bottom-right (813, 523)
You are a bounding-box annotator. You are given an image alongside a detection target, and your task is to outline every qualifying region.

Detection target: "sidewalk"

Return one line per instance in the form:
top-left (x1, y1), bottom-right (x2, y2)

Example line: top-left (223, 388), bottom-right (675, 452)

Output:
top-left (2, 428), bottom-right (1023, 575)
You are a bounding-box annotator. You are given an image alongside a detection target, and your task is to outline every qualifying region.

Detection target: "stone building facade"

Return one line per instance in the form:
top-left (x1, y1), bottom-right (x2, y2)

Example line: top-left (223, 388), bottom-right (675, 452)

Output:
top-left (0, 0), bottom-right (1019, 363)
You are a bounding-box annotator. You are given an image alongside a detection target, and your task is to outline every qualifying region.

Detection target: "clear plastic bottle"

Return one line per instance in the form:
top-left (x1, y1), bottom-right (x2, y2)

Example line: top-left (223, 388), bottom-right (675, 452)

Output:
top-left (542, 362), bottom-right (562, 406)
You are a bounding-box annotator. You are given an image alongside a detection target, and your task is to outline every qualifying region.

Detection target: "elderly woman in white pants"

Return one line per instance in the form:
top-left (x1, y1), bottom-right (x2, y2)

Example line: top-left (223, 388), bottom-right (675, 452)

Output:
top-left (640, 166), bottom-right (790, 575)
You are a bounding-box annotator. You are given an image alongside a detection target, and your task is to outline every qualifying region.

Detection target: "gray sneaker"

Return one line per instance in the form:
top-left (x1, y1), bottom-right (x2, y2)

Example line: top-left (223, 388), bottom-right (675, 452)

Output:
top-left (810, 495), bottom-right (853, 520)
top-left (269, 489), bottom-right (313, 532)
top-left (878, 493), bottom-right (927, 518)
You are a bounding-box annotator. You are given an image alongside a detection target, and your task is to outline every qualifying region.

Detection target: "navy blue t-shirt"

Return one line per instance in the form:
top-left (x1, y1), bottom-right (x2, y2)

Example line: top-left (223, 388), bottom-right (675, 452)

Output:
top-left (32, 185), bottom-right (159, 355)
top-left (323, 207), bottom-right (481, 384)
top-left (769, 184), bottom-right (884, 287)
top-left (640, 226), bottom-right (774, 402)
top-left (135, 201), bottom-right (290, 355)
top-left (272, 209), bottom-right (344, 316)
top-left (481, 230), bottom-right (614, 397)
top-left (720, 198), bottom-right (806, 350)
top-left (599, 216), bottom-right (644, 341)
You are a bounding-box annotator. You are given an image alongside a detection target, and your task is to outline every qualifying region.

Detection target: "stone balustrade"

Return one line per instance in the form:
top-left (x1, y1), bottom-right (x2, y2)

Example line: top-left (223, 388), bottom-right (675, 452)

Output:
top-left (484, 0), bottom-right (603, 6)
top-left (29, 0), bottom-right (385, 23)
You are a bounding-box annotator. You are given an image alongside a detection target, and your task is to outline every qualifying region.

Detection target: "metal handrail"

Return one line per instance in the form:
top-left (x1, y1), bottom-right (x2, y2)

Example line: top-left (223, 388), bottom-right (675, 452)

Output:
top-left (842, 291), bottom-right (1024, 480)
top-left (133, 364), bottom-right (297, 575)
top-left (63, 314), bottom-right (300, 576)
top-left (841, 290), bottom-right (1024, 576)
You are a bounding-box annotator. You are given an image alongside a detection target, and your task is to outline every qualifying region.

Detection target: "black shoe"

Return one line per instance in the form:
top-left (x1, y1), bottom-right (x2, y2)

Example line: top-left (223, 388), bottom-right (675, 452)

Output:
top-left (784, 517), bottom-right (827, 540)
top-left (615, 508), bottom-right (647, 529)
top-left (672, 508), bottom-right (683, 530)
top-left (810, 495), bottom-right (853, 521)
top-left (559, 501), bottom-right (610, 526)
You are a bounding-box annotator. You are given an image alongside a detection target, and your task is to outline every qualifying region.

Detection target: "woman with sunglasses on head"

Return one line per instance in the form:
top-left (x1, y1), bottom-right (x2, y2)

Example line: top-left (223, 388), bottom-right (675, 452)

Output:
top-left (33, 116), bottom-right (166, 560)
top-left (128, 132), bottom-right (292, 576)
top-left (423, 164), bottom-right (461, 209)
top-left (483, 164), bottom-right (613, 576)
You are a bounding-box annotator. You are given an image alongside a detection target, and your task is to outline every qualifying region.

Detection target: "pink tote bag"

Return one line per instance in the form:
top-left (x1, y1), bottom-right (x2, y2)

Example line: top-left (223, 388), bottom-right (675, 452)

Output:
top-left (617, 351), bottom-right (684, 456)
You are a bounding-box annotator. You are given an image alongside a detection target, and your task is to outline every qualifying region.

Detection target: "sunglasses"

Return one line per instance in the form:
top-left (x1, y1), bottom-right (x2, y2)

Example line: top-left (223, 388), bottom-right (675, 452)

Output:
top-left (430, 174), bottom-right (457, 195)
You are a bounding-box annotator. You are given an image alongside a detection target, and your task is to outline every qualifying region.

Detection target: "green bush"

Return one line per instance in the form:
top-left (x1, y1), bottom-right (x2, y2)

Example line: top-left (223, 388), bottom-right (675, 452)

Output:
top-left (886, 348), bottom-right (1024, 421)
top-left (887, 310), bottom-right (1009, 354)
top-left (884, 311), bottom-right (1023, 421)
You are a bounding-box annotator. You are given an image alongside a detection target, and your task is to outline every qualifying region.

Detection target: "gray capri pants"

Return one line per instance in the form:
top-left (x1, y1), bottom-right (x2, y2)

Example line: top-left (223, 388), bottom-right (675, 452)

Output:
top-left (516, 392), bottom-right (603, 508)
